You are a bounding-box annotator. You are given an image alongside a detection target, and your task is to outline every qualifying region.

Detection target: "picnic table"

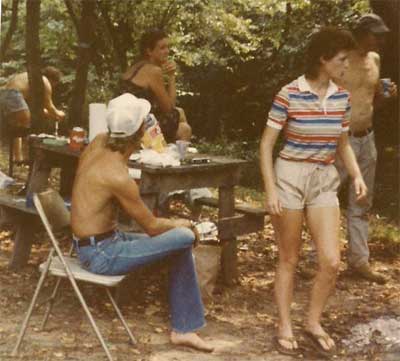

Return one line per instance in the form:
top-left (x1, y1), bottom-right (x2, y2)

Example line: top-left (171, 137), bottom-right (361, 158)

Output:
top-left (6, 139), bottom-right (266, 284)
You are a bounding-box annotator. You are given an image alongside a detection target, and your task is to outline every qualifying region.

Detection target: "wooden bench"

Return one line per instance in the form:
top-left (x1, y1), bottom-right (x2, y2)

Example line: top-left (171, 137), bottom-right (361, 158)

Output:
top-left (194, 196), bottom-right (268, 239)
top-left (0, 192), bottom-right (40, 270)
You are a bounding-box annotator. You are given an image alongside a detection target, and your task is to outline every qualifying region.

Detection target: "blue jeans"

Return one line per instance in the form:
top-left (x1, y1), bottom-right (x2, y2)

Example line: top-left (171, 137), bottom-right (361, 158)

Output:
top-left (75, 227), bottom-right (205, 333)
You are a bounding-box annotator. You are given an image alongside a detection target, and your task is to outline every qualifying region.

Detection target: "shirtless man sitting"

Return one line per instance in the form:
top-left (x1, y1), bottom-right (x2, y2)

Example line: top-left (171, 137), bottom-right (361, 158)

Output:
top-left (0, 66), bottom-right (65, 161)
top-left (71, 93), bottom-right (213, 352)
top-left (335, 14), bottom-right (397, 283)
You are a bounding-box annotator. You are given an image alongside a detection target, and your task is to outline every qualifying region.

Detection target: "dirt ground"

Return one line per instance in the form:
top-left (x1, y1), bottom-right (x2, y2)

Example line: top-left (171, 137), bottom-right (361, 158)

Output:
top-left (0, 144), bottom-right (398, 361)
top-left (0, 216), bottom-right (399, 361)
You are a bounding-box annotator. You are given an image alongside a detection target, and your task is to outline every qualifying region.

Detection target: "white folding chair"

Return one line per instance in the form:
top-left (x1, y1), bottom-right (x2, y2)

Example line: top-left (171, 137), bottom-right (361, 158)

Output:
top-left (12, 189), bottom-right (136, 361)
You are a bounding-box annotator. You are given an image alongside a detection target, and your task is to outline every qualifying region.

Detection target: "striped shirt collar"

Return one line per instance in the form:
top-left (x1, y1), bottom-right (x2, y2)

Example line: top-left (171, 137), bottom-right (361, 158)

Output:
top-left (297, 75), bottom-right (338, 99)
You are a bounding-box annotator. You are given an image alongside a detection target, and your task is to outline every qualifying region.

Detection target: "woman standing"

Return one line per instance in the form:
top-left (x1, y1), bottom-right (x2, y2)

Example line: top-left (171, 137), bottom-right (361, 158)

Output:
top-left (119, 29), bottom-right (191, 143)
top-left (260, 28), bottom-right (367, 357)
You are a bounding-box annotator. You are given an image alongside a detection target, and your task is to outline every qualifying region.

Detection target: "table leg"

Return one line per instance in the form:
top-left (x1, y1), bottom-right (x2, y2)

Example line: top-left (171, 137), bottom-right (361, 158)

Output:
top-left (26, 152), bottom-right (52, 195)
top-left (218, 185), bottom-right (237, 286)
top-left (60, 162), bottom-right (77, 197)
top-left (9, 214), bottom-right (38, 270)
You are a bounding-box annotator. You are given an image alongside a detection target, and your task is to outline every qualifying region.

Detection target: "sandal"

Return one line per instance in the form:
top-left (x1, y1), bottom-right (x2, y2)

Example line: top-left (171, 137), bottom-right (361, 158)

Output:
top-left (274, 336), bottom-right (299, 356)
top-left (304, 331), bottom-right (336, 358)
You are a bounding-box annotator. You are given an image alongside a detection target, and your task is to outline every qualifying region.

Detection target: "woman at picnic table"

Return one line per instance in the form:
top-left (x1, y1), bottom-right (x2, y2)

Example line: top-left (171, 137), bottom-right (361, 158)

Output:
top-left (118, 28), bottom-right (191, 143)
top-left (260, 27), bottom-right (368, 357)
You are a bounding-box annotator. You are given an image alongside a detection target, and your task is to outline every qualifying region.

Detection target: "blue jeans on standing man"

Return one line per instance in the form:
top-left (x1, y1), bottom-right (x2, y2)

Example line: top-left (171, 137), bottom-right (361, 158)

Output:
top-left (74, 227), bottom-right (205, 333)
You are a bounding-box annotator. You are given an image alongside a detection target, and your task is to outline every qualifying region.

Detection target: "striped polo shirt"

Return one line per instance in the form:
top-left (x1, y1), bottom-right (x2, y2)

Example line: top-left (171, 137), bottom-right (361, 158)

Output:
top-left (267, 75), bottom-right (350, 164)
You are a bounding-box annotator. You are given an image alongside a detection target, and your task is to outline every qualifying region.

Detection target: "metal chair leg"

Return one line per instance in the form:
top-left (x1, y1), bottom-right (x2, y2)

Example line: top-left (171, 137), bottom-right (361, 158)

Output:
top-left (11, 252), bottom-right (53, 356)
top-left (66, 275), bottom-right (114, 361)
top-left (106, 288), bottom-right (137, 345)
top-left (40, 278), bottom-right (63, 330)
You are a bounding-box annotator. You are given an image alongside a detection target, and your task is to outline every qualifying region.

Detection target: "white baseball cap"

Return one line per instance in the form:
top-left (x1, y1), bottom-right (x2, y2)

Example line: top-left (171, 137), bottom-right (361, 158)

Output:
top-left (106, 93), bottom-right (151, 137)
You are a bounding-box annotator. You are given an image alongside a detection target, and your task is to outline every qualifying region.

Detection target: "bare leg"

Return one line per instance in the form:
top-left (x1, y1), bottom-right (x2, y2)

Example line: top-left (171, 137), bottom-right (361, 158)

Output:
top-left (305, 206), bottom-right (340, 351)
top-left (13, 137), bottom-right (23, 162)
top-left (170, 331), bottom-right (214, 352)
top-left (273, 210), bottom-right (303, 350)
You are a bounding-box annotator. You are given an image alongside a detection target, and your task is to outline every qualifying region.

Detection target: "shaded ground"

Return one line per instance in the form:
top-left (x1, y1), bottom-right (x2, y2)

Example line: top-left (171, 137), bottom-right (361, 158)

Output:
top-left (0, 143), bottom-right (399, 361)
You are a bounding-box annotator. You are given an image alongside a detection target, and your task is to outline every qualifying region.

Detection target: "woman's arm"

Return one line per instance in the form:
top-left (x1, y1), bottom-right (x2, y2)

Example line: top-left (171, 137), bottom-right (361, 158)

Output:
top-left (148, 65), bottom-right (175, 113)
top-left (337, 132), bottom-right (368, 201)
top-left (260, 126), bottom-right (282, 215)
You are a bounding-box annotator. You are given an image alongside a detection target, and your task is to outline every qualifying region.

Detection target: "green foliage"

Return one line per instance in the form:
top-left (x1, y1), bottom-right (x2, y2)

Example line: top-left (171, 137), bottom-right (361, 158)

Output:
top-left (1, 0), bottom-right (370, 138)
top-left (370, 217), bottom-right (400, 258)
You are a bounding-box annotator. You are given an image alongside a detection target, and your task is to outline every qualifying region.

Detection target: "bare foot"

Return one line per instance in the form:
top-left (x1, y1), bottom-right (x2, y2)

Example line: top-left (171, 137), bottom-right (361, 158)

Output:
top-left (170, 331), bottom-right (214, 352)
top-left (305, 324), bottom-right (335, 351)
top-left (277, 325), bottom-right (298, 352)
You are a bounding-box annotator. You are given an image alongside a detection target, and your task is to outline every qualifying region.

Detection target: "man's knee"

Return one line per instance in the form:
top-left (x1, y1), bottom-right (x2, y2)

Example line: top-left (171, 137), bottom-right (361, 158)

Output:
top-left (175, 227), bottom-right (195, 246)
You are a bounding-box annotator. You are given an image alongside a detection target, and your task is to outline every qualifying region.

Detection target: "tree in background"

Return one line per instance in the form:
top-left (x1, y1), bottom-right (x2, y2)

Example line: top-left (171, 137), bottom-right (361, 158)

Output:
top-left (1, 0), bottom-right (372, 138)
top-left (25, 0), bottom-right (44, 132)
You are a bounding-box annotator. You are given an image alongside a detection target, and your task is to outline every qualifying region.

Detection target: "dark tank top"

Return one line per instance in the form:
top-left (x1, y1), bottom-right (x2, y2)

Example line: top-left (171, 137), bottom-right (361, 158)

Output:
top-left (118, 63), bottom-right (179, 143)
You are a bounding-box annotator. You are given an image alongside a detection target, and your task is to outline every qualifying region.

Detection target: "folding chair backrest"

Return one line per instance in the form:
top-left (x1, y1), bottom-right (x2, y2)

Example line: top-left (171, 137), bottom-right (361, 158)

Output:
top-left (34, 189), bottom-right (70, 233)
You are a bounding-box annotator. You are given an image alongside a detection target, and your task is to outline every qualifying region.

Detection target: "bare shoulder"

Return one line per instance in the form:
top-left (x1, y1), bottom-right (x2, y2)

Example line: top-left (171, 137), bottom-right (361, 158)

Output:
top-left (146, 63), bottom-right (163, 78)
top-left (42, 76), bottom-right (52, 90)
top-left (369, 51), bottom-right (380, 67)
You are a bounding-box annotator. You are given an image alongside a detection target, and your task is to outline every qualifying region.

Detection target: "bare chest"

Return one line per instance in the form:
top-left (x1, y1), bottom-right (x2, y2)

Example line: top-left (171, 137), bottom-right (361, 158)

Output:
top-left (343, 56), bottom-right (379, 94)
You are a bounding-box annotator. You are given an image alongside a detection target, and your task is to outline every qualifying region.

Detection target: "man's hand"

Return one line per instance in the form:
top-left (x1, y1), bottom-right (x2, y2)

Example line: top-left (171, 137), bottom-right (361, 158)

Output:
top-left (353, 175), bottom-right (368, 202)
top-left (388, 81), bottom-right (398, 98)
top-left (55, 110), bottom-right (66, 121)
top-left (173, 218), bottom-right (200, 246)
top-left (162, 60), bottom-right (176, 78)
top-left (265, 190), bottom-right (283, 216)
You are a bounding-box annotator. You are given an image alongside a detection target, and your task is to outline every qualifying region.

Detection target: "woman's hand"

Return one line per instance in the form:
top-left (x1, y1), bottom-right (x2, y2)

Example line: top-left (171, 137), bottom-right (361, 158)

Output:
top-left (162, 60), bottom-right (176, 78)
top-left (265, 190), bottom-right (283, 216)
top-left (353, 175), bottom-right (368, 202)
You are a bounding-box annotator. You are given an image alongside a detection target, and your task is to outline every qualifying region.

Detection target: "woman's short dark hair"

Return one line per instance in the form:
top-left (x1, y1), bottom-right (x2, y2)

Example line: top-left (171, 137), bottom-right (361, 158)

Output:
top-left (139, 28), bottom-right (167, 57)
top-left (305, 27), bottom-right (356, 78)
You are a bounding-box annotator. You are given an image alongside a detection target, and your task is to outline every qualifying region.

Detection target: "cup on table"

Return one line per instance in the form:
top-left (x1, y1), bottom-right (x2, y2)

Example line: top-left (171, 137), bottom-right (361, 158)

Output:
top-left (176, 140), bottom-right (190, 160)
top-left (381, 78), bottom-right (391, 98)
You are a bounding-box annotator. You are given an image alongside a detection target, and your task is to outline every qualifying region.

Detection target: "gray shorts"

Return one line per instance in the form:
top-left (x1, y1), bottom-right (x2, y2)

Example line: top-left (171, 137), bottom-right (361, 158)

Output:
top-left (0, 89), bottom-right (29, 118)
top-left (275, 157), bottom-right (340, 209)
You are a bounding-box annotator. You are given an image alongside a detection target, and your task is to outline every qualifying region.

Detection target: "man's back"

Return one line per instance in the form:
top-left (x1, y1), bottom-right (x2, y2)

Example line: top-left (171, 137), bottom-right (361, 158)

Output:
top-left (71, 134), bottom-right (126, 237)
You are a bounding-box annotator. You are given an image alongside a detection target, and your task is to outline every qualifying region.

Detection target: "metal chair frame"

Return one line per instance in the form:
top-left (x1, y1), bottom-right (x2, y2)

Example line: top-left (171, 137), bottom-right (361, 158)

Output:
top-left (11, 189), bottom-right (136, 361)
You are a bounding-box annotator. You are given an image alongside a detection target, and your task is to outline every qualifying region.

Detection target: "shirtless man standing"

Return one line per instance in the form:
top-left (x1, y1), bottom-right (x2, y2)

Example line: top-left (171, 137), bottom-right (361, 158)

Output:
top-left (0, 66), bottom-right (65, 161)
top-left (335, 14), bottom-right (397, 283)
top-left (71, 93), bottom-right (213, 352)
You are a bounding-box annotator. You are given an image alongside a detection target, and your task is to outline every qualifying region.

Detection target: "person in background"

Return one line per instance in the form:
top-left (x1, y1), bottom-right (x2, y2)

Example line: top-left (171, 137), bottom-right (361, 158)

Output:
top-left (119, 28), bottom-right (192, 143)
top-left (334, 14), bottom-right (397, 284)
top-left (260, 28), bottom-right (367, 357)
top-left (71, 93), bottom-right (213, 352)
top-left (0, 66), bottom-right (65, 162)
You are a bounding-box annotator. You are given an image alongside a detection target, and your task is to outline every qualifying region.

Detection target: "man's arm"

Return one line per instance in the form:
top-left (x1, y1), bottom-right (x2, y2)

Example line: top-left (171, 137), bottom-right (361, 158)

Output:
top-left (43, 77), bottom-right (65, 121)
top-left (110, 171), bottom-right (191, 236)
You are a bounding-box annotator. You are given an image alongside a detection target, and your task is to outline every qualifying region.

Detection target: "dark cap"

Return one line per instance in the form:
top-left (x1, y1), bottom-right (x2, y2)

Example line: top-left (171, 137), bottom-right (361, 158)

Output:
top-left (357, 14), bottom-right (389, 34)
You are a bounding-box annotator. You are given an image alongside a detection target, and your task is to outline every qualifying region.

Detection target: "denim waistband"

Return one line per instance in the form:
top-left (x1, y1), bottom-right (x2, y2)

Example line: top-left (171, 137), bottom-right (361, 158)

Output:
top-left (72, 229), bottom-right (117, 248)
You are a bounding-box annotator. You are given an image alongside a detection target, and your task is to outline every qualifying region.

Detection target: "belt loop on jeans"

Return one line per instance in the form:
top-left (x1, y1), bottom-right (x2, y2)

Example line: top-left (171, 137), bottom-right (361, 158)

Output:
top-left (349, 127), bottom-right (373, 138)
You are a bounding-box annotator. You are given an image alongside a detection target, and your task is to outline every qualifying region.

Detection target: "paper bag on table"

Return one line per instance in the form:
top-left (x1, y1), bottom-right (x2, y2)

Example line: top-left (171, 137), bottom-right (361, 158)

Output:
top-left (141, 114), bottom-right (167, 153)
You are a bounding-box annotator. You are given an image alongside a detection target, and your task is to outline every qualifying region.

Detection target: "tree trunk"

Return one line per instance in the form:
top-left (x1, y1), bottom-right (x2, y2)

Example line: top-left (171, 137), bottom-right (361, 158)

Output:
top-left (26, 0), bottom-right (44, 132)
top-left (68, 0), bottom-right (96, 127)
top-left (97, 1), bottom-right (127, 72)
top-left (0, 0), bottom-right (20, 62)
top-left (370, 0), bottom-right (399, 81)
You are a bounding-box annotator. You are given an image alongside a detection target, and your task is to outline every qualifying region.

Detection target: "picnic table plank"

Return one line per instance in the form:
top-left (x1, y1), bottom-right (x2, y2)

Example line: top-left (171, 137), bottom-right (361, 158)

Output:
top-left (11, 140), bottom-right (261, 283)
